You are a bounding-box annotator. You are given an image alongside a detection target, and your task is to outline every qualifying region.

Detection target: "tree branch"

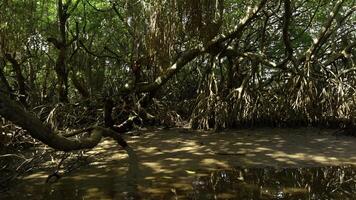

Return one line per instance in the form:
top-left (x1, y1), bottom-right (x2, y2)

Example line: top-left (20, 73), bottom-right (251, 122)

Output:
top-left (127, 0), bottom-right (268, 94)
top-left (303, 0), bottom-right (346, 63)
top-left (0, 93), bottom-right (127, 151)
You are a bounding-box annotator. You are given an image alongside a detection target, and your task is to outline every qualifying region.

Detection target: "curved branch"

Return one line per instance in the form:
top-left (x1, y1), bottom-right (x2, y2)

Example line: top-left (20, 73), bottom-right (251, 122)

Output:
top-left (124, 0), bottom-right (268, 95)
top-left (207, 0), bottom-right (268, 49)
top-left (0, 93), bottom-right (127, 151)
top-left (134, 49), bottom-right (202, 93)
top-left (303, 0), bottom-right (346, 63)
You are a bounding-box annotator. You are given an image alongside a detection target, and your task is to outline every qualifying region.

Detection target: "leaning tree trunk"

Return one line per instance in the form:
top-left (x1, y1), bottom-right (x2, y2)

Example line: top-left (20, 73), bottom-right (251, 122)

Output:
top-left (0, 92), bottom-right (128, 151)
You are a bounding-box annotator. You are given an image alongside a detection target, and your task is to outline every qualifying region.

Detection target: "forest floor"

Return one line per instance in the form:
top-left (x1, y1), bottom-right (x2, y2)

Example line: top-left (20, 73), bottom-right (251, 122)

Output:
top-left (4, 128), bottom-right (356, 199)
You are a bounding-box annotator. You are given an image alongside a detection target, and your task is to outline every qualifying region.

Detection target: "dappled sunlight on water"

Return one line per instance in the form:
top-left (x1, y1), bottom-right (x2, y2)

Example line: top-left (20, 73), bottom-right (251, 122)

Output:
top-left (3, 128), bottom-right (356, 199)
top-left (4, 165), bottom-right (356, 199)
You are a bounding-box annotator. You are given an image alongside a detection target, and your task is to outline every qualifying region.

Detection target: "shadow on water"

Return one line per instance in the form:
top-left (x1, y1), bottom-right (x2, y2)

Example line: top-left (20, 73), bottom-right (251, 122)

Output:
top-left (1, 146), bottom-right (141, 200)
top-left (2, 129), bottom-right (356, 199)
top-left (3, 165), bottom-right (356, 199)
top-left (187, 166), bottom-right (356, 200)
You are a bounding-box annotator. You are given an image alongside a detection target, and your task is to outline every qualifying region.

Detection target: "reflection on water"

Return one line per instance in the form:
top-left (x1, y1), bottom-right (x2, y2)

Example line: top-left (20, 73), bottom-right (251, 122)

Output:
top-left (3, 165), bottom-right (356, 199)
top-left (188, 166), bottom-right (356, 200)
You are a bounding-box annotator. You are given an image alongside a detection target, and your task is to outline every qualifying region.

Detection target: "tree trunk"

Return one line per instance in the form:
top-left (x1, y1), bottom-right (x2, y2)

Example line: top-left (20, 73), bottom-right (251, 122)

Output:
top-left (56, 46), bottom-right (69, 102)
top-left (4, 54), bottom-right (28, 106)
top-left (0, 92), bottom-right (128, 151)
top-left (71, 73), bottom-right (90, 98)
top-left (0, 58), bottom-right (13, 93)
top-left (47, 0), bottom-right (71, 102)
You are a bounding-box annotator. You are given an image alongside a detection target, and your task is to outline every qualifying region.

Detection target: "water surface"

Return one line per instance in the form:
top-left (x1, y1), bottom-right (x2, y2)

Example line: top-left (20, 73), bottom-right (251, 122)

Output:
top-left (2, 128), bottom-right (356, 199)
top-left (3, 166), bottom-right (356, 199)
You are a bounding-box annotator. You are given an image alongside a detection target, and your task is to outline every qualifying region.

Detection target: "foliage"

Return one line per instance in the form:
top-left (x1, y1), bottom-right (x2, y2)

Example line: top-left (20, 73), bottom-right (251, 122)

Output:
top-left (0, 0), bottom-right (355, 131)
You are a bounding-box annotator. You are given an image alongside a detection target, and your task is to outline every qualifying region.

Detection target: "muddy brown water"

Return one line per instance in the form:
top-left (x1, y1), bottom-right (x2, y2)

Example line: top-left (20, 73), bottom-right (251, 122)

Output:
top-left (2, 128), bottom-right (356, 199)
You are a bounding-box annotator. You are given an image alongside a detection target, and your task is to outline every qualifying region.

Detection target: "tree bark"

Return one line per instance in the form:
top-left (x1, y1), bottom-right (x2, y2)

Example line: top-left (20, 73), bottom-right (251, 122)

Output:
top-left (0, 58), bottom-right (13, 93)
top-left (4, 54), bottom-right (27, 106)
top-left (125, 0), bottom-right (269, 96)
top-left (71, 73), bottom-right (90, 98)
top-left (0, 92), bottom-right (127, 151)
top-left (47, 0), bottom-right (72, 102)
